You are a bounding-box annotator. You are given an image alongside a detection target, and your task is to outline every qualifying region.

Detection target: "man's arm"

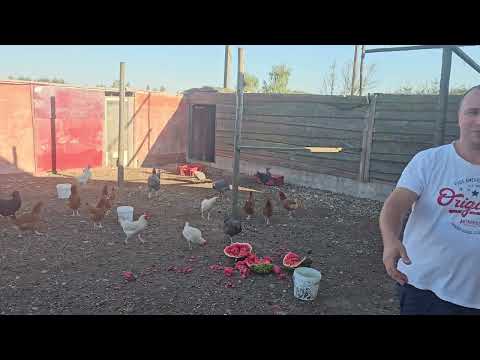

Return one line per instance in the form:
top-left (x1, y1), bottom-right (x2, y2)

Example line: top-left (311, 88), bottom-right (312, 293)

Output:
top-left (379, 187), bottom-right (418, 284)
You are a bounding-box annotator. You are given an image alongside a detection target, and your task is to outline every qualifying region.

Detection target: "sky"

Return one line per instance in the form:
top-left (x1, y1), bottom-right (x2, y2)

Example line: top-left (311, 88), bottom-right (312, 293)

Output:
top-left (0, 45), bottom-right (479, 94)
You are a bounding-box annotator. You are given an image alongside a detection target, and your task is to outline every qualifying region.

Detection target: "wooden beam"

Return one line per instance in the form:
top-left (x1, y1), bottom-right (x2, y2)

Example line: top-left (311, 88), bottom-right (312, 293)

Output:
top-left (239, 145), bottom-right (343, 153)
top-left (359, 94), bottom-right (378, 182)
top-left (351, 45), bottom-right (359, 96)
top-left (359, 45), bottom-right (366, 96)
top-left (224, 45), bottom-right (232, 89)
top-left (434, 47), bottom-right (453, 146)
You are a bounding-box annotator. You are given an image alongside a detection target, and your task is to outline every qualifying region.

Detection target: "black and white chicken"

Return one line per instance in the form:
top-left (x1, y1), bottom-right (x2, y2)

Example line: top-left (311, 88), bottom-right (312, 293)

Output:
top-left (256, 167), bottom-right (272, 185)
top-left (147, 168), bottom-right (161, 199)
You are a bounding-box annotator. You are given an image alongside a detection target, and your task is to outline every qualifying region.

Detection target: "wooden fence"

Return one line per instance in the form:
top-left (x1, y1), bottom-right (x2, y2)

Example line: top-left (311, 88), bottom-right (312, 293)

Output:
top-left (186, 91), bottom-right (462, 185)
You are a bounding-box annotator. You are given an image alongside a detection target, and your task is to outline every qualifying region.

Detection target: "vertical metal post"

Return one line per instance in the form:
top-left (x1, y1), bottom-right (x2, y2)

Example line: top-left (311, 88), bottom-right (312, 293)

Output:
top-left (50, 96), bottom-right (57, 174)
top-left (359, 45), bottom-right (366, 96)
top-left (231, 48), bottom-right (245, 220)
top-left (434, 47), bottom-right (453, 146)
top-left (351, 45), bottom-right (359, 96)
top-left (117, 62), bottom-right (126, 186)
top-left (224, 45), bottom-right (232, 89)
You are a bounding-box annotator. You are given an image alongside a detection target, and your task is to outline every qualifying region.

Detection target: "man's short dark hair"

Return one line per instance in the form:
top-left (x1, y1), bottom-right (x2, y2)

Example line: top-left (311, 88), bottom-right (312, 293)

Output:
top-left (458, 85), bottom-right (480, 113)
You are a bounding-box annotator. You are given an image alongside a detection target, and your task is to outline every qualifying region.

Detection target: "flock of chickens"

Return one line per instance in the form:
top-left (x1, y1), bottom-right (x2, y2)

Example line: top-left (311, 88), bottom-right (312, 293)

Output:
top-left (0, 166), bottom-right (305, 251)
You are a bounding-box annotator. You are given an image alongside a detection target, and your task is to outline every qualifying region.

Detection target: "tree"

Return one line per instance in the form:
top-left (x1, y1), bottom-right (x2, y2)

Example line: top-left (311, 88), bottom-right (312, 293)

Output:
top-left (8, 75), bottom-right (32, 81)
top-left (393, 80), bottom-right (469, 95)
top-left (321, 60), bottom-right (337, 95)
top-left (36, 77), bottom-right (65, 84)
top-left (340, 60), bottom-right (377, 96)
top-left (262, 64), bottom-right (291, 94)
top-left (243, 73), bottom-right (259, 93)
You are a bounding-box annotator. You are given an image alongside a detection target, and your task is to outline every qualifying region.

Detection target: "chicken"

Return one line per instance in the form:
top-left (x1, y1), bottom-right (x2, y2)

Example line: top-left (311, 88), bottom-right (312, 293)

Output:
top-left (263, 197), bottom-right (273, 225)
top-left (77, 165), bottom-right (92, 186)
top-left (101, 184), bottom-right (109, 198)
top-left (201, 196), bottom-right (218, 221)
top-left (0, 191), bottom-right (21, 218)
top-left (67, 184), bottom-right (81, 216)
top-left (86, 201), bottom-right (107, 229)
top-left (223, 215), bottom-right (242, 243)
top-left (11, 201), bottom-right (44, 235)
top-left (120, 213), bottom-right (151, 244)
top-left (97, 186), bottom-right (115, 215)
top-left (278, 191), bottom-right (303, 218)
top-left (243, 191), bottom-right (255, 220)
top-left (256, 168), bottom-right (272, 185)
top-left (147, 168), bottom-right (161, 199)
top-left (182, 222), bottom-right (207, 250)
top-left (212, 179), bottom-right (232, 198)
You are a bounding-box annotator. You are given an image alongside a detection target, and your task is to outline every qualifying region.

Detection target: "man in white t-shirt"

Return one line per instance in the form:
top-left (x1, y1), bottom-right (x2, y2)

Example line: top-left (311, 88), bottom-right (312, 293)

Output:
top-left (380, 85), bottom-right (480, 315)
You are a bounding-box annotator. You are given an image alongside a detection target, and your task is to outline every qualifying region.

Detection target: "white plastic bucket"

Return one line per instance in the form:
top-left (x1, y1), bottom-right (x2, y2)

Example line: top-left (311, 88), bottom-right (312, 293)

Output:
top-left (117, 206), bottom-right (134, 222)
top-left (56, 183), bottom-right (72, 199)
top-left (293, 267), bottom-right (322, 301)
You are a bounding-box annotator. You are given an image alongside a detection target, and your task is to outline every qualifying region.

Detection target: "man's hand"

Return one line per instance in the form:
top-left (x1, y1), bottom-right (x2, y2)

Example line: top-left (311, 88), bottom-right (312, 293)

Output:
top-left (383, 240), bottom-right (411, 285)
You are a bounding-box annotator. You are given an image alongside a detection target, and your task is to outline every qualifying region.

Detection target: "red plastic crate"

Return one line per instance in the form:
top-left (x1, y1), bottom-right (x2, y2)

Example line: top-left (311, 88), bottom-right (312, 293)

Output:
top-left (255, 174), bottom-right (284, 186)
top-left (177, 163), bottom-right (206, 177)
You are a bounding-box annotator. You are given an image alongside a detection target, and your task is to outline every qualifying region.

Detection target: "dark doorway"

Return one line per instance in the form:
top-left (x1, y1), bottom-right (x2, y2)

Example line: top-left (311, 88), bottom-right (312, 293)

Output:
top-left (190, 104), bottom-right (216, 162)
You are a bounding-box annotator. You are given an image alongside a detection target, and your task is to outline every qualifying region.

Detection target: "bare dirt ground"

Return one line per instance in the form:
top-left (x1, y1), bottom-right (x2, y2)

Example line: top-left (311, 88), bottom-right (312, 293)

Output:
top-left (0, 166), bottom-right (398, 315)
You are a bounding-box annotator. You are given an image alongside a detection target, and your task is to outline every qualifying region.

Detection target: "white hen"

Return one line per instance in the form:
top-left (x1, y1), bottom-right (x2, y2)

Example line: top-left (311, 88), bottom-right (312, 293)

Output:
top-left (200, 196), bottom-right (218, 221)
top-left (77, 165), bottom-right (92, 186)
top-left (120, 213), bottom-right (151, 244)
top-left (182, 222), bottom-right (207, 250)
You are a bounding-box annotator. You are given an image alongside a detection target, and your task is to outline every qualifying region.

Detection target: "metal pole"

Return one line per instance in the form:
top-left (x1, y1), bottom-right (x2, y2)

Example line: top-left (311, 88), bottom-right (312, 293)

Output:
top-left (452, 46), bottom-right (480, 74)
top-left (434, 47), bottom-right (453, 147)
top-left (365, 45), bottom-right (449, 53)
top-left (359, 45), bottom-right (366, 96)
top-left (50, 96), bottom-right (57, 174)
top-left (117, 62), bottom-right (126, 186)
top-left (224, 45), bottom-right (232, 89)
top-left (351, 45), bottom-right (358, 96)
top-left (231, 48), bottom-right (245, 220)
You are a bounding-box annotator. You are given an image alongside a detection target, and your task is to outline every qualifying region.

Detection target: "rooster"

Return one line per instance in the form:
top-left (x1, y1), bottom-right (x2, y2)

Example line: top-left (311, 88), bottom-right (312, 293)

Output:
top-left (77, 165), bottom-right (92, 186)
top-left (147, 168), bottom-right (161, 199)
top-left (0, 191), bottom-right (21, 218)
top-left (120, 212), bottom-right (151, 244)
top-left (67, 184), bottom-right (81, 216)
top-left (11, 201), bottom-right (44, 235)
top-left (278, 191), bottom-right (303, 218)
top-left (86, 201), bottom-right (107, 229)
top-left (201, 196), bottom-right (218, 221)
top-left (263, 197), bottom-right (273, 225)
top-left (223, 215), bottom-right (242, 243)
top-left (243, 191), bottom-right (255, 220)
top-left (182, 222), bottom-right (207, 250)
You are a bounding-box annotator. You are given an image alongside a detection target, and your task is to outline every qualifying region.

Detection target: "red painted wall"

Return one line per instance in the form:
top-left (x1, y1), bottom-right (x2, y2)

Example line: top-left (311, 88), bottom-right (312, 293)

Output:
top-left (0, 83), bottom-right (36, 173)
top-left (33, 85), bottom-right (104, 172)
top-left (133, 92), bottom-right (187, 167)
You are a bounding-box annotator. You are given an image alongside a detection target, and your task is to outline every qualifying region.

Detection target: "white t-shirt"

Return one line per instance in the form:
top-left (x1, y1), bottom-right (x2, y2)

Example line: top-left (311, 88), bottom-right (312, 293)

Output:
top-left (397, 143), bottom-right (480, 309)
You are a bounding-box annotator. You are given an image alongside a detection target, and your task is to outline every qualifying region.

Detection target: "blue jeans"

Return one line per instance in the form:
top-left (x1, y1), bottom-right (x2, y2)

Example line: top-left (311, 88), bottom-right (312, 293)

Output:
top-left (397, 283), bottom-right (480, 315)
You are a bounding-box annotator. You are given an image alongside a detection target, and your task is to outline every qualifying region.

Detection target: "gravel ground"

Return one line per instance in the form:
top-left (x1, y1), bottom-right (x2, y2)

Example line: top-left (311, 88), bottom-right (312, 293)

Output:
top-left (0, 166), bottom-right (398, 315)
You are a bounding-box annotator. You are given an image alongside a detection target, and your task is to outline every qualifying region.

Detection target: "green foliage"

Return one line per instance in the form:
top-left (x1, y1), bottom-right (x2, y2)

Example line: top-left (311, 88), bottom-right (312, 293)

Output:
top-left (243, 73), bottom-right (259, 93)
top-left (262, 64), bottom-right (291, 94)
